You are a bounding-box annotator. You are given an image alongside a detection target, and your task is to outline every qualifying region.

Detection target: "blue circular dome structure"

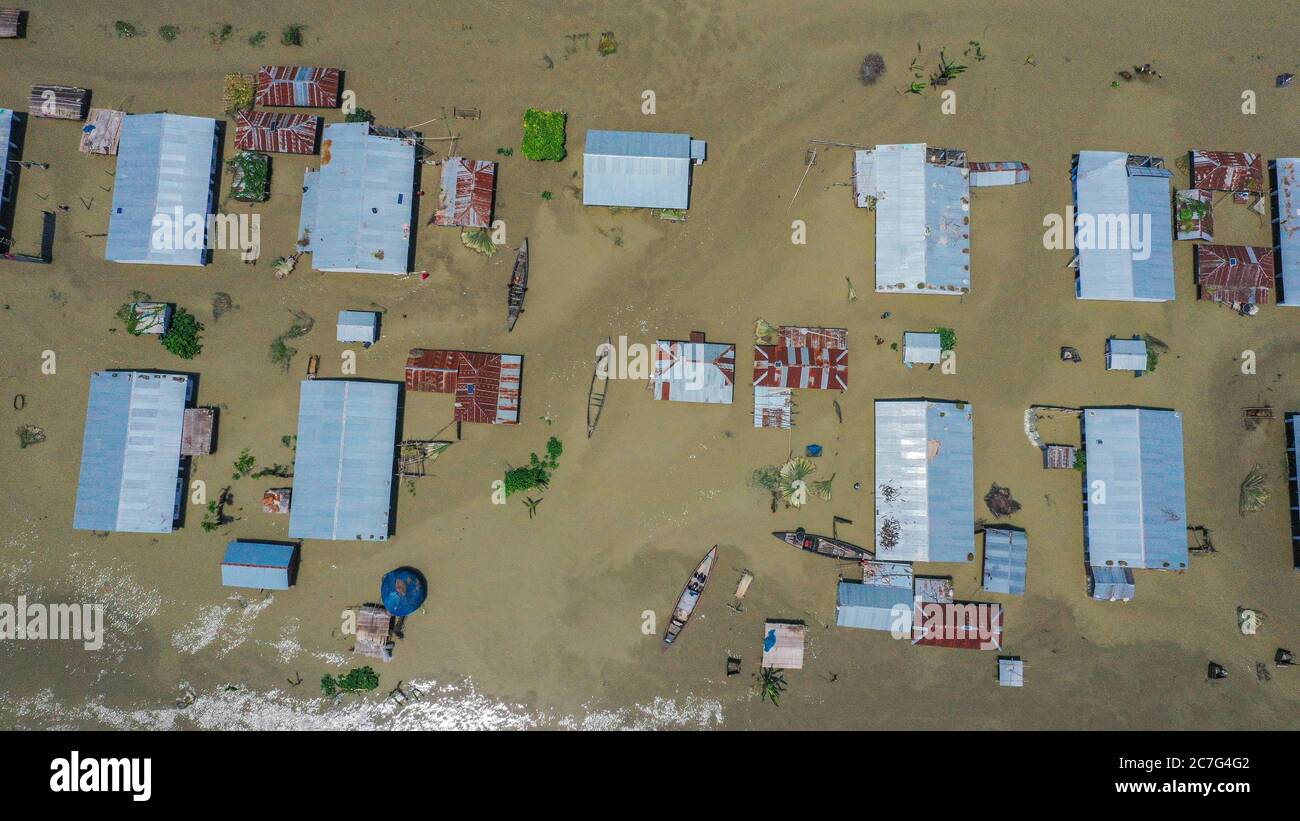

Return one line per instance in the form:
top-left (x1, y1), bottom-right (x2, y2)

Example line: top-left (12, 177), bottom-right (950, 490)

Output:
top-left (381, 568), bottom-right (427, 617)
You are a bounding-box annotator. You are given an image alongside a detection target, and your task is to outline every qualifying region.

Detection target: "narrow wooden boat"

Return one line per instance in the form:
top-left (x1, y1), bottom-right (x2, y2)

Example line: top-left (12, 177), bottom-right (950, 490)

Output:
top-left (772, 528), bottom-right (872, 561)
top-left (663, 546), bottom-right (717, 647)
top-left (506, 238), bottom-right (528, 332)
top-left (587, 337), bottom-right (611, 438)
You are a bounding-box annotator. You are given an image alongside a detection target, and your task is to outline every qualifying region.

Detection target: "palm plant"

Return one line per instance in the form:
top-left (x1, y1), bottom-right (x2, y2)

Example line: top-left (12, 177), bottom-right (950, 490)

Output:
top-left (779, 457), bottom-right (816, 507)
top-left (1240, 465), bottom-right (1269, 515)
top-left (755, 667), bottom-right (787, 706)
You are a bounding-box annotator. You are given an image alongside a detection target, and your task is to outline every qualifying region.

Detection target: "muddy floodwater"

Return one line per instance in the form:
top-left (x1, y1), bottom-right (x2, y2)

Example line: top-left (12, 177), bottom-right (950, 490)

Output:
top-left (1, 1), bottom-right (1298, 729)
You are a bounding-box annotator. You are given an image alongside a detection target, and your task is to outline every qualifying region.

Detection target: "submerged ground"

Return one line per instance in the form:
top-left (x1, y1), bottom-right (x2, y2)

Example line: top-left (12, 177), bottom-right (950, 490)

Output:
top-left (1, 0), bottom-right (1298, 729)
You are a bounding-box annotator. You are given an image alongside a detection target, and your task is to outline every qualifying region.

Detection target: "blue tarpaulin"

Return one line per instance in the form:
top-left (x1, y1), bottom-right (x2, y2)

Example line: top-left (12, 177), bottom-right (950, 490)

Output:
top-left (381, 567), bottom-right (427, 616)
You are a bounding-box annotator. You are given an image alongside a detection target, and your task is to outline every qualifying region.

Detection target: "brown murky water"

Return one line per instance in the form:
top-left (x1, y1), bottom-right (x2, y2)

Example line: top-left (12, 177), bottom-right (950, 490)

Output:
top-left (1, 0), bottom-right (1298, 728)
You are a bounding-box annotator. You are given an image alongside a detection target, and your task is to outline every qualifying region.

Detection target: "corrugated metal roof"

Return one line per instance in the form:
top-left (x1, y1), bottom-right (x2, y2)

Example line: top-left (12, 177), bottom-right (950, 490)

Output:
top-left (582, 129), bottom-right (697, 209)
top-left (1106, 338), bottom-right (1148, 371)
top-left (336, 310), bottom-right (379, 343)
top-left (105, 114), bottom-right (218, 266)
top-left (1196, 244), bottom-right (1274, 305)
top-left (753, 385), bottom-right (792, 428)
top-left (1191, 151), bottom-right (1264, 193)
top-left (903, 332), bottom-right (942, 364)
top-left (454, 352), bottom-right (522, 425)
top-left (651, 339), bottom-right (736, 404)
top-left (1083, 408), bottom-right (1188, 569)
top-left (221, 541), bottom-right (297, 589)
top-left (288, 380), bottom-right (398, 541)
top-left (1072, 151), bottom-right (1175, 301)
top-left (434, 157), bottom-right (496, 227)
top-left (1090, 565), bottom-right (1135, 601)
top-left (761, 622), bottom-right (806, 669)
top-left (998, 657), bottom-right (1025, 686)
top-left (968, 161), bottom-right (1031, 187)
top-left (875, 399), bottom-right (975, 563)
top-left (234, 111), bottom-right (320, 155)
top-left (256, 66), bottom-right (341, 108)
top-left (73, 371), bottom-right (188, 533)
top-left (837, 580), bottom-right (913, 632)
top-left (1, 109), bottom-right (17, 207)
top-left (298, 122), bottom-right (415, 274)
top-left (1277, 159), bottom-right (1300, 306)
top-left (870, 144), bottom-right (971, 294)
top-left (982, 527), bottom-right (1027, 595)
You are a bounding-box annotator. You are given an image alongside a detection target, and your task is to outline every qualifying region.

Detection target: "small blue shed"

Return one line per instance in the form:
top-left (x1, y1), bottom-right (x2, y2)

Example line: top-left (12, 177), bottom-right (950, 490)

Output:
top-left (221, 540), bottom-right (299, 589)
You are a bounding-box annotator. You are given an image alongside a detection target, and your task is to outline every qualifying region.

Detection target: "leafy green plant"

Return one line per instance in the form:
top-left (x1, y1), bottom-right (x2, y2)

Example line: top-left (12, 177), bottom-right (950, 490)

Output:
top-left (248, 30), bottom-right (267, 47)
top-left (540, 190), bottom-right (554, 201)
top-left (504, 437), bottom-right (563, 496)
top-left (496, 147), bottom-right (514, 157)
top-left (597, 31), bottom-right (618, 56)
top-left (158, 25), bottom-right (180, 42)
top-left (521, 108), bottom-right (567, 161)
top-left (281, 24), bottom-right (304, 46)
top-left (232, 449), bottom-right (256, 480)
top-left (755, 667), bottom-right (787, 706)
top-left (460, 228), bottom-right (498, 256)
top-left (932, 326), bottom-right (957, 351)
top-left (345, 108), bottom-right (374, 124)
top-left (114, 21), bottom-right (141, 38)
top-left (210, 23), bottom-right (233, 45)
top-left (1073, 449), bottom-right (1086, 473)
top-left (200, 486), bottom-right (233, 532)
top-left (252, 463), bottom-right (293, 479)
top-left (227, 151), bottom-right (269, 202)
top-left (161, 308), bottom-right (203, 359)
top-left (320, 666), bottom-right (379, 696)
top-left (1239, 465), bottom-right (1269, 515)
top-left (115, 290), bottom-right (154, 335)
top-left (281, 435), bottom-right (297, 449)
top-left (269, 310), bottom-right (314, 371)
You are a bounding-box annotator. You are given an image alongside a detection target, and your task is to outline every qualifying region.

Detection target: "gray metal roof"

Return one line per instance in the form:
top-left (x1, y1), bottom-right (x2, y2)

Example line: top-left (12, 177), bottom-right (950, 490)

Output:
top-left (1090, 565), bottom-right (1135, 601)
top-left (105, 113), bottom-right (219, 266)
top-left (903, 332), bottom-right (942, 364)
top-left (0, 109), bottom-right (15, 210)
top-left (1072, 151), bottom-right (1175, 301)
top-left (866, 144), bottom-right (971, 294)
top-left (288, 380), bottom-right (398, 541)
top-left (1276, 158), bottom-right (1300, 306)
top-left (875, 399), bottom-right (975, 563)
top-left (298, 122), bottom-right (415, 274)
top-left (73, 371), bottom-right (189, 533)
top-left (1106, 338), bottom-right (1148, 371)
top-left (336, 310), bottom-right (379, 343)
top-left (982, 527), bottom-right (1027, 595)
top-left (1083, 408), bottom-right (1188, 570)
top-left (836, 580), bottom-right (913, 632)
top-left (221, 541), bottom-right (297, 589)
top-left (582, 129), bottom-right (699, 209)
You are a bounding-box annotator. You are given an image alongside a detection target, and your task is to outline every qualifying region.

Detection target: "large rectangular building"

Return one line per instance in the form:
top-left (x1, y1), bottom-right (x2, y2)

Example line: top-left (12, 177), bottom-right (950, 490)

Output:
top-left (73, 371), bottom-right (189, 533)
top-left (582, 129), bottom-right (706, 210)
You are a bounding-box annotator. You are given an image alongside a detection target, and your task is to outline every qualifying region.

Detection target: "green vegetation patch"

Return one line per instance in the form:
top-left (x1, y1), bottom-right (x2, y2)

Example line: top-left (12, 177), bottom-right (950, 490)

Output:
top-left (161, 308), bottom-right (203, 359)
top-left (521, 108), bottom-right (567, 161)
top-left (321, 666), bottom-right (379, 696)
top-left (504, 437), bottom-right (563, 496)
top-left (228, 151), bottom-right (269, 202)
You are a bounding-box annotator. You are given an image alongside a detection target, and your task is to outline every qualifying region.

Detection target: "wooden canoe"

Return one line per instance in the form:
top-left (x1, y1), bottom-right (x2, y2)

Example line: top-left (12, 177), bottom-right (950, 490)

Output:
top-left (587, 337), bottom-right (611, 438)
top-left (772, 529), bottom-right (872, 561)
top-left (506, 238), bottom-right (528, 332)
top-left (663, 546), bottom-right (717, 647)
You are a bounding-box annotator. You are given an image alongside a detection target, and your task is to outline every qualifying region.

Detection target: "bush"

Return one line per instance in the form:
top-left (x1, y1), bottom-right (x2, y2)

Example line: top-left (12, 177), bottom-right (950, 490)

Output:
top-left (281, 24), bottom-right (304, 46)
top-left (504, 437), bottom-right (563, 496)
top-left (161, 308), bottom-right (203, 359)
top-left (521, 109), bottom-right (567, 161)
top-left (859, 53), bottom-right (885, 85)
top-left (932, 326), bottom-right (957, 351)
top-left (345, 108), bottom-right (374, 124)
top-left (321, 666), bottom-right (379, 696)
top-left (158, 25), bottom-right (180, 42)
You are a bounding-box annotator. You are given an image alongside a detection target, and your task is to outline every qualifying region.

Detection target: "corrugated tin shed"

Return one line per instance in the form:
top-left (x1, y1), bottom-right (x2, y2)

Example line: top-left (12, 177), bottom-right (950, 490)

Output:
top-left (1043, 444), bottom-right (1077, 469)
top-left (28, 84), bottom-right (89, 120)
top-left (860, 144), bottom-right (971, 294)
top-left (79, 108), bottom-right (125, 155)
top-left (1083, 408), bottom-right (1188, 569)
top-left (1105, 338), bottom-right (1148, 371)
top-left (255, 66), bottom-right (341, 108)
top-left (0, 8), bottom-right (25, 38)
top-left (221, 541), bottom-right (298, 589)
top-left (336, 310), bottom-right (380, 344)
top-left (651, 337), bottom-right (736, 404)
top-left (454, 352), bottom-right (522, 425)
top-left (1089, 565), bottom-right (1135, 601)
top-left (263, 487), bottom-right (291, 514)
top-left (105, 113), bottom-right (219, 266)
top-left (998, 657), bottom-right (1025, 687)
top-left (298, 122), bottom-right (415, 274)
top-left (753, 386), bottom-right (792, 429)
top-left (982, 527), bottom-right (1027, 595)
top-left (1276, 159), bottom-right (1300, 307)
top-left (837, 579), bottom-right (912, 632)
top-left (761, 621), bottom-right (806, 669)
top-left (405, 348), bottom-right (459, 394)
top-left (913, 601), bottom-right (1002, 650)
top-left (180, 407), bottom-right (214, 456)
top-left (753, 326), bottom-right (847, 390)
top-left (582, 129), bottom-right (704, 209)
top-left (1191, 150), bottom-right (1264, 193)
top-left (433, 157), bottom-right (496, 227)
top-left (234, 110), bottom-right (320, 155)
top-left (1072, 151), bottom-right (1175, 301)
top-left (968, 161), bottom-right (1031, 187)
top-left (73, 371), bottom-right (188, 533)
top-left (1196, 244), bottom-right (1274, 305)
top-left (354, 604), bottom-right (393, 660)
top-left (288, 380), bottom-right (398, 541)
top-left (903, 331), bottom-right (942, 365)
top-left (875, 399), bottom-right (975, 563)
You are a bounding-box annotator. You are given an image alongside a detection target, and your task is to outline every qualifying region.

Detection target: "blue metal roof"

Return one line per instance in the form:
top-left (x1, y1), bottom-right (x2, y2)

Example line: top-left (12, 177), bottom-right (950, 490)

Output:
top-left (875, 399), bottom-right (975, 563)
top-left (105, 114), bottom-right (219, 266)
top-left (582, 129), bottom-right (698, 209)
top-left (1276, 159), bottom-right (1300, 306)
top-left (298, 122), bottom-right (415, 274)
top-left (1083, 408), bottom-right (1188, 570)
top-left (982, 527), bottom-right (1027, 595)
top-left (1106, 338), bottom-right (1148, 371)
top-left (221, 541), bottom-right (298, 589)
top-left (73, 371), bottom-right (189, 533)
top-left (1072, 151), bottom-right (1175, 301)
top-left (0, 109), bottom-right (15, 212)
top-left (868, 144), bottom-right (971, 294)
top-left (903, 332), bottom-right (942, 364)
top-left (336, 310), bottom-right (380, 342)
top-left (1090, 565), bottom-right (1135, 601)
top-left (836, 580), bottom-right (913, 632)
top-left (288, 380), bottom-right (398, 541)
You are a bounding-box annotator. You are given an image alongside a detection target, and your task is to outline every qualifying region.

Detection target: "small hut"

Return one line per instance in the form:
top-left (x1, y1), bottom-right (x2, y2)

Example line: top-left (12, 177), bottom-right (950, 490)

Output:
top-left (433, 157), bottom-right (497, 228)
top-left (1105, 338), bottom-right (1148, 373)
top-left (1042, 444), bottom-right (1077, 469)
top-left (1195, 244), bottom-right (1274, 307)
top-left (982, 527), bottom-right (1028, 596)
top-left (180, 407), bottom-right (215, 456)
top-left (255, 66), bottom-right (341, 108)
top-left (968, 161), bottom-right (1031, 187)
top-left (997, 657), bottom-right (1025, 687)
top-left (354, 604), bottom-right (394, 661)
top-left (79, 108), bottom-right (126, 155)
top-left (761, 621), bottom-right (806, 669)
top-left (221, 541), bottom-right (299, 590)
top-left (262, 487), bottom-right (291, 514)
top-left (1191, 150), bottom-right (1265, 194)
top-left (29, 85), bottom-right (90, 120)
top-left (1089, 565), bottom-right (1135, 602)
top-left (0, 8), bottom-right (26, 39)
top-left (234, 110), bottom-right (320, 155)
top-left (336, 310), bottom-right (380, 345)
top-left (903, 331), bottom-right (942, 366)
top-left (130, 301), bottom-right (171, 335)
